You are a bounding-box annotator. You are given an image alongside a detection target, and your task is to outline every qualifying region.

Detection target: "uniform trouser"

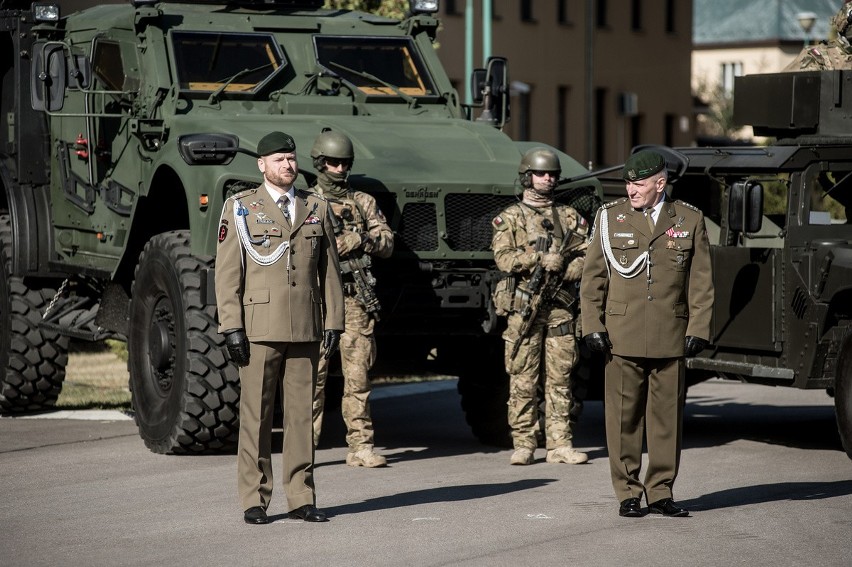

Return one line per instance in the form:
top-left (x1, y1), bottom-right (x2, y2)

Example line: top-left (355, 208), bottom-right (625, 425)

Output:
top-left (503, 312), bottom-right (578, 451)
top-left (238, 340), bottom-right (318, 513)
top-left (605, 355), bottom-right (685, 505)
top-left (313, 295), bottom-right (377, 451)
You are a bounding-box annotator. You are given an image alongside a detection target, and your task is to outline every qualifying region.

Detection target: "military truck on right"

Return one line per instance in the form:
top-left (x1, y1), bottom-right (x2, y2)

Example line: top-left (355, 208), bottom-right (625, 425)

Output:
top-left (665, 70), bottom-right (852, 459)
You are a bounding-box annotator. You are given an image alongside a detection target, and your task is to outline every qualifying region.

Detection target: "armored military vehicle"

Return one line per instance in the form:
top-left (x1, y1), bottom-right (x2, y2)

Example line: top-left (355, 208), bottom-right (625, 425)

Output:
top-left (0, 1), bottom-right (600, 453)
top-left (665, 70), bottom-right (852, 459)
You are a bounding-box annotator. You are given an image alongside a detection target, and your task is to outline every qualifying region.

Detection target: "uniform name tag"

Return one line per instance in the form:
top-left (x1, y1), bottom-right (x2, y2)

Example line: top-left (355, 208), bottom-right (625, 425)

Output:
top-left (613, 232), bottom-right (634, 238)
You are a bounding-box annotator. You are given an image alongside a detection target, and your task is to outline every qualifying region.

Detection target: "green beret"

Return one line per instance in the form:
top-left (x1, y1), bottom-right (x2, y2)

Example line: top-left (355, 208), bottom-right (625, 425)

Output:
top-left (623, 150), bottom-right (665, 181)
top-left (257, 131), bottom-right (296, 156)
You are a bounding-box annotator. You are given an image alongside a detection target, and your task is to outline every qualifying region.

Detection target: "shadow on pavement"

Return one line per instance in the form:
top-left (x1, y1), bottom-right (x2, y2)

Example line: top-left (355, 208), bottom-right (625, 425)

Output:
top-left (683, 394), bottom-right (841, 453)
top-left (681, 480), bottom-right (852, 511)
top-left (322, 478), bottom-right (558, 517)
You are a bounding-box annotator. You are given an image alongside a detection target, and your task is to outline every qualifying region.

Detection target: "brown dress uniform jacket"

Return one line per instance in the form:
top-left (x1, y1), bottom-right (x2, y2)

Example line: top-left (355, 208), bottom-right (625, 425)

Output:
top-left (580, 197), bottom-right (713, 357)
top-left (215, 186), bottom-right (344, 340)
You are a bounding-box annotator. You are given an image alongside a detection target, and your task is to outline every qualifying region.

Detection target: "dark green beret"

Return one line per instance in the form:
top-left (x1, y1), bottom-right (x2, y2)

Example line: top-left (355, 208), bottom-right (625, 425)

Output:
top-left (623, 150), bottom-right (665, 181)
top-left (257, 131), bottom-right (296, 156)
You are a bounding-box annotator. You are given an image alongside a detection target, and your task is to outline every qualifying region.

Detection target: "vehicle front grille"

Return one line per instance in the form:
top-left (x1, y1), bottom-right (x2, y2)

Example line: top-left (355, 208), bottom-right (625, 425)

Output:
top-left (445, 194), bottom-right (516, 251)
top-left (399, 202), bottom-right (438, 251)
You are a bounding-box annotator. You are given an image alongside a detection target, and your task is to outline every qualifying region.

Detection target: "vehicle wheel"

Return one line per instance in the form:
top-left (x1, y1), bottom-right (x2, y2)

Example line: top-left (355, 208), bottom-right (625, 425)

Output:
top-left (0, 213), bottom-right (68, 412)
top-left (835, 331), bottom-right (852, 460)
top-left (128, 231), bottom-right (239, 454)
top-left (456, 336), bottom-right (511, 447)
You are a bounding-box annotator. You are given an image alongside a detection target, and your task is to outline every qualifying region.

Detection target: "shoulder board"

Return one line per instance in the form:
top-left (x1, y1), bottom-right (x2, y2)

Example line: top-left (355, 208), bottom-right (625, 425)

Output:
top-left (232, 186), bottom-right (259, 200)
top-left (675, 199), bottom-right (700, 212)
top-left (602, 198), bottom-right (626, 210)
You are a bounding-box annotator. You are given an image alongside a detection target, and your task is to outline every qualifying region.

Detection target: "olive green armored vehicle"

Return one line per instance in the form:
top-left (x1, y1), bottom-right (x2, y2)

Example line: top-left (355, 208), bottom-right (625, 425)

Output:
top-left (665, 71), bottom-right (852, 459)
top-left (0, 1), bottom-right (600, 453)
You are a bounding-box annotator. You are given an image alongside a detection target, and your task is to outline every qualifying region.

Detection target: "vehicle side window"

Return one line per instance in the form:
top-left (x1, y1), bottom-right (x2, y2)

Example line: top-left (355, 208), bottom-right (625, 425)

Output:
top-left (809, 171), bottom-right (850, 225)
top-left (93, 41), bottom-right (124, 91)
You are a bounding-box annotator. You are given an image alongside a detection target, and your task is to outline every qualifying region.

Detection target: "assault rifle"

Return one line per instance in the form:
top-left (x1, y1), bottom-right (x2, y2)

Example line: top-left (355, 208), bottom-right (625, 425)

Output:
top-left (510, 222), bottom-right (586, 359)
top-left (329, 206), bottom-right (382, 318)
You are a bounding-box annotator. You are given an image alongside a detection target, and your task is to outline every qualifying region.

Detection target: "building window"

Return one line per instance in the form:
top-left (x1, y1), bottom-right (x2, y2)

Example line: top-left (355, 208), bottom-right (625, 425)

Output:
top-left (595, 87), bottom-right (607, 166)
top-left (664, 114), bottom-right (675, 147)
top-left (631, 0), bottom-right (642, 31)
top-left (721, 62), bottom-right (743, 94)
top-left (597, 0), bottom-right (608, 28)
top-left (558, 0), bottom-right (569, 24)
top-left (665, 0), bottom-right (676, 33)
top-left (631, 115), bottom-right (643, 151)
top-left (521, 0), bottom-right (534, 22)
top-left (557, 86), bottom-right (570, 150)
top-left (517, 88), bottom-right (532, 141)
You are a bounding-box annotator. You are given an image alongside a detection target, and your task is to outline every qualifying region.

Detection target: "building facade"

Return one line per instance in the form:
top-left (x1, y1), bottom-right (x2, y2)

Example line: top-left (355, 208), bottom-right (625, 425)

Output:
top-left (436, 0), bottom-right (693, 169)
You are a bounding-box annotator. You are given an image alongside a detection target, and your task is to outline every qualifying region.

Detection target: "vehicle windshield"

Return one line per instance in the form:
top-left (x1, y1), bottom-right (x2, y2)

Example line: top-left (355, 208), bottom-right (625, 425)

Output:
top-left (314, 35), bottom-right (437, 97)
top-left (171, 31), bottom-right (285, 93)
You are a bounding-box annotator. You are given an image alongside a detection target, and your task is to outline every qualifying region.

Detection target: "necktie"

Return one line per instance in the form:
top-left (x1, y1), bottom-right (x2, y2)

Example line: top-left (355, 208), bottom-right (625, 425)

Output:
top-left (278, 195), bottom-right (291, 226)
top-left (645, 210), bottom-right (655, 232)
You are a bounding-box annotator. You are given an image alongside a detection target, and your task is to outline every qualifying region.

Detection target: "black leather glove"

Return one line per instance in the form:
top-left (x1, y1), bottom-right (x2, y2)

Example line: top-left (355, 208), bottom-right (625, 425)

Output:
top-left (322, 329), bottom-right (341, 360)
top-left (224, 329), bottom-right (250, 367)
top-left (684, 336), bottom-right (708, 358)
top-left (584, 332), bottom-right (612, 354)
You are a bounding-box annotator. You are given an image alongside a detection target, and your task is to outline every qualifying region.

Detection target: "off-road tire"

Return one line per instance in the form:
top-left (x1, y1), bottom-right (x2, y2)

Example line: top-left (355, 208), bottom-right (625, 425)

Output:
top-left (128, 231), bottom-right (239, 454)
top-left (835, 331), bottom-right (852, 460)
top-left (456, 337), bottom-right (511, 447)
top-left (0, 213), bottom-right (68, 412)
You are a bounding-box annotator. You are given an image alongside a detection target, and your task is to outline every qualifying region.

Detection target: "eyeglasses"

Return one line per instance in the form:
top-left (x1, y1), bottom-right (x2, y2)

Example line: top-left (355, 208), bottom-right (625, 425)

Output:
top-left (530, 170), bottom-right (559, 178)
top-left (324, 157), bottom-right (352, 168)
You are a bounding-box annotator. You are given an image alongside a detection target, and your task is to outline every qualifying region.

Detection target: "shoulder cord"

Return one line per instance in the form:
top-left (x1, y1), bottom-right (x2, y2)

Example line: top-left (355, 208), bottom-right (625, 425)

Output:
top-left (599, 207), bottom-right (649, 280)
top-left (234, 199), bottom-right (290, 266)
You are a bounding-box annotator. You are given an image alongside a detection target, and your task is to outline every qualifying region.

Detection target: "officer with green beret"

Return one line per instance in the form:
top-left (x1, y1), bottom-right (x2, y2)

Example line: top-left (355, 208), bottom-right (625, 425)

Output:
top-left (215, 130), bottom-right (345, 524)
top-left (579, 149), bottom-right (714, 518)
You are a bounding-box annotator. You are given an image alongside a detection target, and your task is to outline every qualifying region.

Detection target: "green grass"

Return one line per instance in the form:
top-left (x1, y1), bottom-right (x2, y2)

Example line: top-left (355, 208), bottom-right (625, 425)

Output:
top-left (57, 340), bottom-right (131, 411)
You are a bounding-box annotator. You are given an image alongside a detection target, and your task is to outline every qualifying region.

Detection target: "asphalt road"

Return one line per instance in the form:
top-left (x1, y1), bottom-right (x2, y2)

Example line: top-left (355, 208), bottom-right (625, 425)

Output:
top-left (1, 378), bottom-right (850, 567)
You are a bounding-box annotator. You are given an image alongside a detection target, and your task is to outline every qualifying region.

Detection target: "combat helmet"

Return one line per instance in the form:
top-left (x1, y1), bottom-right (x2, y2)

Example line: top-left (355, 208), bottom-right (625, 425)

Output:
top-left (518, 147), bottom-right (561, 188)
top-left (311, 129), bottom-right (354, 160)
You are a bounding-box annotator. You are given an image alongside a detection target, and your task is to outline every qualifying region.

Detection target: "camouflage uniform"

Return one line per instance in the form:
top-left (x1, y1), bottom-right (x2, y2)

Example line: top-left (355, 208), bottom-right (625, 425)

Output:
top-left (491, 202), bottom-right (589, 461)
top-left (312, 187), bottom-right (393, 457)
top-left (784, 4), bottom-right (852, 71)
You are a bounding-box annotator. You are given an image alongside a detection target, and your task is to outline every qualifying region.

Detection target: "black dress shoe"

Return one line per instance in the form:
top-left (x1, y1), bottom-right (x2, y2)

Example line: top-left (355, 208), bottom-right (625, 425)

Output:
top-left (648, 498), bottom-right (689, 517)
top-left (289, 504), bottom-right (328, 523)
top-left (244, 506), bottom-right (269, 525)
top-left (618, 497), bottom-right (643, 517)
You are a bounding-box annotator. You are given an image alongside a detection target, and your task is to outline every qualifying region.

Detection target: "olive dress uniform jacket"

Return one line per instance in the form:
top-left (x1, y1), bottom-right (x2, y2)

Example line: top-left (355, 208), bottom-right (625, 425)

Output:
top-left (580, 197), bottom-right (713, 358)
top-left (215, 186), bottom-right (344, 340)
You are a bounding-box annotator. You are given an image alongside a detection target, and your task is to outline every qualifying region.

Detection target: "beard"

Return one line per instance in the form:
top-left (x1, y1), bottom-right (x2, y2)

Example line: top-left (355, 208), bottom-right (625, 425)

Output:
top-left (265, 167), bottom-right (297, 189)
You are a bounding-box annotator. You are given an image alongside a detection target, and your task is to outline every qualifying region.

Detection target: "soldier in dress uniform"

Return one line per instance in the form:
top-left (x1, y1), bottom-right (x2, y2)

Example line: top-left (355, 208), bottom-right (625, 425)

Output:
top-left (784, 1), bottom-right (852, 71)
top-left (491, 147), bottom-right (590, 466)
top-left (309, 130), bottom-right (394, 468)
top-left (215, 131), bottom-right (344, 525)
top-left (579, 150), bottom-right (714, 518)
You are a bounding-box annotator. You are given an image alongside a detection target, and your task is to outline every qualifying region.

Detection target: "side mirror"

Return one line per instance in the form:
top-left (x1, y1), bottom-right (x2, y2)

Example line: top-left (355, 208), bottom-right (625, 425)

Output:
top-left (31, 41), bottom-right (67, 111)
top-left (67, 54), bottom-right (91, 89)
top-left (470, 68), bottom-right (486, 105)
top-left (475, 56), bottom-right (510, 128)
top-left (728, 181), bottom-right (763, 233)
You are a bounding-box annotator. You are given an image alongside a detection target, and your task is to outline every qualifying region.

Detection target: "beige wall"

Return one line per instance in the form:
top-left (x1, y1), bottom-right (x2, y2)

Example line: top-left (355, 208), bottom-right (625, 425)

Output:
top-left (436, 0), bottom-right (693, 169)
top-left (692, 45), bottom-right (802, 91)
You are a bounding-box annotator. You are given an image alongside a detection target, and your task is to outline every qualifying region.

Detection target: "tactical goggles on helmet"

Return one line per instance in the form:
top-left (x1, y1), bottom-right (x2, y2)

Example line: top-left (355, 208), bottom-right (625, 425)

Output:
top-left (324, 157), bottom-right (353, 168)
top-left (530, 169), bottom-right (560, 177)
